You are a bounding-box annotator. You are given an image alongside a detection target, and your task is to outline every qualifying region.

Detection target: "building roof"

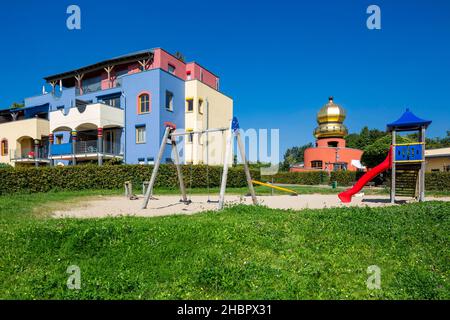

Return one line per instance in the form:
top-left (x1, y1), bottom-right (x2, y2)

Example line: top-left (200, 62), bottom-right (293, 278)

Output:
top-left (425, 147), bottom-right (450, 158)
top-left (44, 49), bottom-right (155, 83)
top-left (387, 108), bottom-right (432, 131)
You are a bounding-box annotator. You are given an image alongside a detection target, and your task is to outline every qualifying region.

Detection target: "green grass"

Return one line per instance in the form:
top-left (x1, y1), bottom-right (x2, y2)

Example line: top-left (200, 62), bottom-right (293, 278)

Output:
top-left (0, 191), bottom-right (449, 299)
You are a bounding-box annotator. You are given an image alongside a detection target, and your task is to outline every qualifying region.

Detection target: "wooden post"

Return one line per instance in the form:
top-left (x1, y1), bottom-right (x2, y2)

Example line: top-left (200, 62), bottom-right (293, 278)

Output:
top-left (419, 126), bottom-right (426, 202)
top-left (124, 181), bottom-right (132, 198)
top-left (142, 127), bottom-right (172, 209)
top-left (391, 130), bottom-right (396, 203)
top-left (104, 66), bottom-right (114, 89)
top-left (142, 181), bottom-right (149, 195)
top-left (236, 130), bottom-right (258, 205)
top-left (75, 74), bottom-right (84, 94)
top-left (171, 135), bottom-right (189, 203)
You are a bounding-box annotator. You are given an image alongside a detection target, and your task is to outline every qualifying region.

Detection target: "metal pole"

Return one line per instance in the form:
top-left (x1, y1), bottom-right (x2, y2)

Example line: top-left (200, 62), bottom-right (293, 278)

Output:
top-left (236, 130), bottom-right (258, 205)
top-left (142, 127), bottom-right (171, 209)
top-left (218, 123), bottom-right (232, 210)
top-left (419, 126), bottom-right (426, 202)
top-left (391, 130), bottom-right (396, 204)
top-left (171, 136), bottom-right (189, 203)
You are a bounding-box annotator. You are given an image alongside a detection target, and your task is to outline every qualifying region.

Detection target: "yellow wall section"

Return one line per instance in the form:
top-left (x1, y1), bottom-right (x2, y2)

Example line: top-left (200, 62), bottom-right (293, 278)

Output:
top-left (185, 80), bottom-right (233, 165)
top-left (0, 118), bottom-right (50, 165)
top-left (426, 157), bottom-right (450, 172)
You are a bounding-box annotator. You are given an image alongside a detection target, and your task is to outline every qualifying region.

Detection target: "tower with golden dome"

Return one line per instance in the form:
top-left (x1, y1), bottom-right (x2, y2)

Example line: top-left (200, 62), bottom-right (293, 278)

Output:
top-left (314, 96), bottom-right (348, 139)
top-left (290, 97), bottom-right (364, 173)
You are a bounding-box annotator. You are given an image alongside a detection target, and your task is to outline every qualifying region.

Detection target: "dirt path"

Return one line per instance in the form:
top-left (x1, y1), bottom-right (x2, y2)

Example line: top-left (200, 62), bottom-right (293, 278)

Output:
top-left (52, 194), bottom-right (450, 219)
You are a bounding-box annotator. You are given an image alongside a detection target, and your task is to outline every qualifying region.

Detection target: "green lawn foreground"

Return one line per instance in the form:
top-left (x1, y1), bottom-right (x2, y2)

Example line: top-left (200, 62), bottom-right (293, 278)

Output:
top-left (0, 190), bottom-right (448, 299)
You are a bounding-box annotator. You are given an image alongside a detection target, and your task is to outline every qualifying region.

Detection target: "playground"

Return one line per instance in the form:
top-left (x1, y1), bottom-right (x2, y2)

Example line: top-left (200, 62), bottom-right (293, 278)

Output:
top-left (52, 193), bottom-right (449, 219)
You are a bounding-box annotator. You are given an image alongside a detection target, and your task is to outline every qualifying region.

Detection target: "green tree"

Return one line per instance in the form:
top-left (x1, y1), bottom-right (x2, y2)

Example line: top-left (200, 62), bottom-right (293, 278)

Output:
top-left (406, 131), bottom-right (450, 149)
top-left (10, 102), bottom-right (24, 109)
top-left (361, 135), bottom-right (412, 168)
top-left (345, 126), bottom-right (386, 149)
top-left (280, 143), bottom-right (313, 171)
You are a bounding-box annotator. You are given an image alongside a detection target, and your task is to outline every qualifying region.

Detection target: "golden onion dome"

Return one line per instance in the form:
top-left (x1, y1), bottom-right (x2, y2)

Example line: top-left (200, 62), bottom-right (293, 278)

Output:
top-left (314, 97), bottom-right (348, 139)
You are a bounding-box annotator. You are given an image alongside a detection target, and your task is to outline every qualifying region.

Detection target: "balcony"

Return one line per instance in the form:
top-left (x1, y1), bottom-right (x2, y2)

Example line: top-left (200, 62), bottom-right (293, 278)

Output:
top-left (50, 140), bottom-right (122, 160)
top-left (11, 147), bottom-right (50, 164)
top-left (0, 118), bottom-right (49, 141)
top-left (75, 78), bottom-right (122, 96)
top-left (50, 103), bottom-right (124, 133)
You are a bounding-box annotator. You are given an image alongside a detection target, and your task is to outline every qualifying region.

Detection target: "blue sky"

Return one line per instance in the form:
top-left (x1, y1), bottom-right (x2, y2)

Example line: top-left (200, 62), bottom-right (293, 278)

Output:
top-left (0, 0), bottom-right (449, 160)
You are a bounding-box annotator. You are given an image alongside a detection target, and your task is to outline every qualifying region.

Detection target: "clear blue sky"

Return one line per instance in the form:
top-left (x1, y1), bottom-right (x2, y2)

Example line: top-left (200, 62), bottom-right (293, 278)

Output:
top-left (1, 0), bottom-right (449, 160)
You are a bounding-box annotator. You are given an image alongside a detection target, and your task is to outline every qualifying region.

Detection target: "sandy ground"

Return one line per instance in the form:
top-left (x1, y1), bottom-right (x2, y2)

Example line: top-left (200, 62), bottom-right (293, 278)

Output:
top-left (52, 193), bottom-right (450, 219)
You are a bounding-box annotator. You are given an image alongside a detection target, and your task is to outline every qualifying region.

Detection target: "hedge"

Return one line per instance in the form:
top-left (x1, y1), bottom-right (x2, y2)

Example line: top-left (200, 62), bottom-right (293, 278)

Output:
top-left (329, 171), bottom-right (357, 187)
top-left (0, 165), bottom-right (261, 195)
top-left (261, 171), bottom-right (328, 185)
top-left (425, 172), bottom-right (450, 191)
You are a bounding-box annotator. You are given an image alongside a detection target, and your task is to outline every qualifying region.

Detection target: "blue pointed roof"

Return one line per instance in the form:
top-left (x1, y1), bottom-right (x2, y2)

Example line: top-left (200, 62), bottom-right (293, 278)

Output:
top-left (387, 108), bottom-right (432, 131)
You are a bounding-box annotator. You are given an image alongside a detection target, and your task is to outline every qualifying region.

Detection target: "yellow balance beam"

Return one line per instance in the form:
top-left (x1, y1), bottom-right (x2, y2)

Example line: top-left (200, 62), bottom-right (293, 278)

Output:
top-left (251, 180), bottom-right (298, 195)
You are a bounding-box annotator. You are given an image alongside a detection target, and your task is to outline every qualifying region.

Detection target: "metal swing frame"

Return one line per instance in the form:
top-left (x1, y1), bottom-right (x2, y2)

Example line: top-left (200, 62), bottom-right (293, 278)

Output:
top-left (141, 118), bottom-right (257, 210)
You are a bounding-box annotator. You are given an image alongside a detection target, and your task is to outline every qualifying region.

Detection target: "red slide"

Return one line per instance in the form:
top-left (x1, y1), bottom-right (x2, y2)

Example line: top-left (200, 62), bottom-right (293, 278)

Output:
top-left (338, 146), bottom-right (392, 203)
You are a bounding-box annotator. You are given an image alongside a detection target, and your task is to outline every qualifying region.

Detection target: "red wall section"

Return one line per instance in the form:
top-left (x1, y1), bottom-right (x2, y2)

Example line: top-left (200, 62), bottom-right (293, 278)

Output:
top-left (316, 138), bottom-right (346, 148)
top-left (302, 147), bottom-right (364, 172)
top-left (186, 63), bottom-right (218, 90)
top-left (149, 48), bottom-right (187, 80)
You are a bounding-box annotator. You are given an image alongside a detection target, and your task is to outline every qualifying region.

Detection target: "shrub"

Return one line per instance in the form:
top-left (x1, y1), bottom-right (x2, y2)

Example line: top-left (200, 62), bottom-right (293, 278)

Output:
top-left (260, 171), bottom-right (327, 185)
top-left (425, 172), bottom-right (450, 190)
top-left (329, 171), bottom-right (357, 186)
top-left (0, 163), bottom-right (13, 169)
top-left (0, 165), bottom-right (261, 195)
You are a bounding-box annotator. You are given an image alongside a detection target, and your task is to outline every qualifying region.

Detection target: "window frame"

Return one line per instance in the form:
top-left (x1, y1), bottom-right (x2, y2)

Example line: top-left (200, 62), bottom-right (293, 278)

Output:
top-left (135, 125), bottom-right (146, 144)
top-left (165, 90), bottom-right (174, 112)
top-left (1, 139), bottom-right (8, 156)
top-left (137, 92), bottom-right (151, 114)
top-left (311, 160), bottom-right (323, 169)
top-left (198, 98), bottom-right (204, 114)
top-left (186, 98), bottom-right (194, 113)
top-left (168, 64), bottom-right (176, 74)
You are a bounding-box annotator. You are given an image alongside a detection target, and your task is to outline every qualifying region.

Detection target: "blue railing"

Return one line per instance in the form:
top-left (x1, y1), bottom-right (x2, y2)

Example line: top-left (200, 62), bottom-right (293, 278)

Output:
top-left (51, 143), bottom-right (72, 156)
top-left (50, 141), bottom-right (122, 156)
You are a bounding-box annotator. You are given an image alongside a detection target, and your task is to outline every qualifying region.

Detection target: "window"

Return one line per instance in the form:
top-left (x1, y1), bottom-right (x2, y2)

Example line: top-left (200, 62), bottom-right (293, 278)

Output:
top-left (186, 71), bottom-right (192, 80)
top-left (200, 69), bottom-right (204, 81)
top-left (444, 165), bottom-right (450, 172)
top-left (138, 93), bottom-right (150, 114)
top-left (165, 158), bottom-right (174, 164)
top-left (186, 98), bottom-right (194, 112)
top-left (198, 99), bottom-right (204, 114)
top-left (100, 95), bottom-right (121, 108)
top-left (187, 131), bottom-right (194, 143)
top-left (138, 158), bottom-right (146, 165)
top-left (1, 139), bottom-right (8, 156)
top-left (168, 64), bottom-right (176, 74)
top-left (311, 160), bottom-right (323, 169)
top-left (328, 141), bottom-right (338, 148)
top-left (56, 135), bottom-right (63, 145)
top-left (136, 126), bottom-right (146, 144)
top-left (147, 157), bottom-right (155, 165)
top-left (431, 169), bottom-right (440, 172)
top-left (166, 91), bottom-right (174, 111)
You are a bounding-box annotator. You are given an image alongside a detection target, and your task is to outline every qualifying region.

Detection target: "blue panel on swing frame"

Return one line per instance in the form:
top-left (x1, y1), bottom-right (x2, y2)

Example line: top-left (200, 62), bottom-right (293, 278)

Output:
top-left (394, 143), bottom-right (424, 162)
top-left (232, 117), bottom-right (240, 132)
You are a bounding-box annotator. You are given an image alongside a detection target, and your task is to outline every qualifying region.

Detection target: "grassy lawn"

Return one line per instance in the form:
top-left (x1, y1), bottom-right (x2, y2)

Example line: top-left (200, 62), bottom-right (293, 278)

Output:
top-left (0, 191), bottom-right (449, 299)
